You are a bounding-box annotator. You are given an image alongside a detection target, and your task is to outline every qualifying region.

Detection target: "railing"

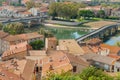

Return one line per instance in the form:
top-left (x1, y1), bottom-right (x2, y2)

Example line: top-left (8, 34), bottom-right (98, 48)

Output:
top-left (76, 24), bottom-right (118, 42)
top-left (0, 16), bottom-right (47, 23)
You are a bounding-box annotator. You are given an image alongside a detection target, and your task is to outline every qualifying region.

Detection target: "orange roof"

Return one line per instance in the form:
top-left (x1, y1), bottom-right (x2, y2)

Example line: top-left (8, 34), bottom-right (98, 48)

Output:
top-left (41, 50), bottom-right (72, 77)
top-left (81, 46), bottom-right (93, 54)
top-left (108, 54), bottom-right (120, 60)
top-left (0, 31), bottom-right (9, 38)
top-left (22, 0), bottom-right (30, 4)
top-left (3, 35), bottom-right (23, 42)
top-left (59, 39), bottom-right (85, 56)
top-left (101, 44), bottom-right (120, 54)
top-left (2, 46), bottom-right (27, 58)
top-left (0, 67), bottom-right (21, 80)
top-left (0, 59), bottom-right (35, 80)
top-left (22, 11), bottom-right (32, 15)
top-left (86, 38), bottom-right (102, 45)
top-left (18, 32), bottom-right (44, 40)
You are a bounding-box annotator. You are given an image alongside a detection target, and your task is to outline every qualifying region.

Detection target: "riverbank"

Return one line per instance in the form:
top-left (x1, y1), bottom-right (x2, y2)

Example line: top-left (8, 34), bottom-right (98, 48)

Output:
top-left (44, 23), bottom-right (97, 32)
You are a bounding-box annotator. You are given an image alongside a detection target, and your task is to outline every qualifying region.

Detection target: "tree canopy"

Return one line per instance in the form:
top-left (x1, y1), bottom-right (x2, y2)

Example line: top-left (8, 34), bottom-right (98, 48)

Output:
top-left (25, 0), bottom-right (41, 9)
top-left (29, 40), bottom-right (44, 50)
top-left (0, 23), bottom-right (3, 30)
top-left (3, 22), bottom-right (24, 35)
top-left (44, 67), bottom-right (114, 80)
top-left (78, 10), bottom-right (94, 19)
top-left (97, 10), bottom-right (106, 18)
top-left (26, 0), bottom-right (35, 9)
top-left (39, 28), bottom-right (54, 38)
top-left (49, 2), bottom-right (86, 19)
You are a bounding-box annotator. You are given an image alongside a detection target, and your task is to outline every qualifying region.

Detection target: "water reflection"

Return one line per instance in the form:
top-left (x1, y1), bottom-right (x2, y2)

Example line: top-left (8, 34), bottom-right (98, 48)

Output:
top-left (44, 27), bottom-right (88, 39)
top-left (43, 27), bottom-right (120, 46)
top-left (105, 36), bottom-right (120, 45)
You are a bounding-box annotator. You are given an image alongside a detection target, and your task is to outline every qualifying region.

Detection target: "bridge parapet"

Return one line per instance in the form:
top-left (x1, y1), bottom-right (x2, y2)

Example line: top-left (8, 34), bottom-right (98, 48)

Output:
top-left (76, 24), bottom-right (119, 43)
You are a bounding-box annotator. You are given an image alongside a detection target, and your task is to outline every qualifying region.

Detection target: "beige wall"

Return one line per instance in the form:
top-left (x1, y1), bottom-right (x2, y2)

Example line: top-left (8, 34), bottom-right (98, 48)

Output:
top-left (71, 62), bottom-right (88, 73)
top-left (45, 38), bottom-right (57, 50)
top-left (10, 41), bottom-right (27, 50)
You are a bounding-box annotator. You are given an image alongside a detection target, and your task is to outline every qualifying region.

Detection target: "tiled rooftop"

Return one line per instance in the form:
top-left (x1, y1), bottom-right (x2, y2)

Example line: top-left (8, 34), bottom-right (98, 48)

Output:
top-left (59, 39), bottom-right (85, 56)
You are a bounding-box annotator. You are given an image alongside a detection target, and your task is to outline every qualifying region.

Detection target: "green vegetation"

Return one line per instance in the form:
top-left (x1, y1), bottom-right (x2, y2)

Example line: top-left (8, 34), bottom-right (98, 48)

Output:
top-left (26, 0), bottom-right (41, 9)
top-left (78, 10), bottom-right (94, 19)
top-left (29, 40), bottom-right (44, 50)
top-left (97, 10), bottom-right (107, 18)
top-left (0, 0), bottom-right (5, 6)
top-left (39, 28), bottom-right (54, 38)
top-left (49, 2), bottom-right (86, 20)
top-left (101, 3), bottom-right (120, 9)
top-left (115, 42), bottom-right (120, 47)
top-left (0, 23), bottom-right (3, 30)
top-left (44, 67), bottom-right (114, 80)
top-left (26, 0), bottom-right (35, 9)
top-left (0, 0), bottom-right (21, 6)
top-left (3, 22), bottom-right (24, 35)
top-left (49, 2), bottom-right (109, 22)
top-left (79, 67), bottom-right (113, 80)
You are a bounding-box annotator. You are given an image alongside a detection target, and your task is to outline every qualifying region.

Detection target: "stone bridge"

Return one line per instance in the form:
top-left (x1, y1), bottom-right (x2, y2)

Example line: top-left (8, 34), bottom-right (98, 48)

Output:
top-left (76, 24), bottom-right (120, 44)
top-left (0, 16), bottom-right (47, 24)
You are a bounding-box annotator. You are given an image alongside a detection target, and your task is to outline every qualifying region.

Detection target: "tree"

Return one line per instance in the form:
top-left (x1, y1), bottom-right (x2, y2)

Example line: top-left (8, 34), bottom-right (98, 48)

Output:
top-left (3, 22), bottom-right (24, 35)
top-left (78, 10), bottom-right (94, 19)
top-left (49, 2), bottom-right (84, 20)
top-left (44, 67), bottom-right (113, 80)
top-left (29, 40), bottom-right (44, 50)
top-left (49, 2), bottom-right (58, 19)
top-left (97, 10), bottom-right (106, 18)
top-left (26, 0), bottom-right (35, 9)
top-left (0, 23), bottom-right (3, 30)
top-left (39, 28), bottom-right (54, 38)
top-left (79, 67), bottom-right (113, 80)
top-left (44, 71), bottom-right (82, 80)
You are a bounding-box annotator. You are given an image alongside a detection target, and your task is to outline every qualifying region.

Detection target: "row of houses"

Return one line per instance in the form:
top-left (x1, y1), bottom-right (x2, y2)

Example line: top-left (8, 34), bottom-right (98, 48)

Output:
top-left (79, 5), bottom-right (120, 18)
top-left (0, 33), bottom-right (89, 80)
top-left (0, 31), bottom-right (44, 55)
top-left (1, 30), bottom-right (120, 80)
top-left (0, 2), bottom-right (49, 18)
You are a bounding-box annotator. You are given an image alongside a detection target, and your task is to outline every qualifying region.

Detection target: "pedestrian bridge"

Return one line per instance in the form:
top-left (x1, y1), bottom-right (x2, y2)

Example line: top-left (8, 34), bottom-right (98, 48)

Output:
top-left (76, 23), bottom-right (120, 43)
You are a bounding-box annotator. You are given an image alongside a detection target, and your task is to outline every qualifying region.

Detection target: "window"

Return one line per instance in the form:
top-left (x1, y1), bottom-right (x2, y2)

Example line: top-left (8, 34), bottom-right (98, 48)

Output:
top-left (36, 66), bottom-right (39, 72)
top-left (104, 64), bottom-right (109, 70)
top-left (117, 68), bottom-right (120, 72)
top-left (51, 46), bottom-right (53, 48)
top-left (73, 66), bottom-right (77, 72)
top-left (40, 66), bottom-right (42, 71)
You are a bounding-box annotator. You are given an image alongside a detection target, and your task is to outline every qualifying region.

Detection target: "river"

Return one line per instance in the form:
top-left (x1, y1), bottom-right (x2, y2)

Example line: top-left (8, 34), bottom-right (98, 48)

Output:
top-left (44, 27), bottom-right (120, 46)
top-left (44, 27), bottom-right (88, 39)
top-left (105, 33), bottom-right (120, 46)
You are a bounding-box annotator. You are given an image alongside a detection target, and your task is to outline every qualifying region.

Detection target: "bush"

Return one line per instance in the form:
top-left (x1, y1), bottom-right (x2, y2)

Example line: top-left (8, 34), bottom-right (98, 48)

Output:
top-left (29, 40), bottom-right (44, 50)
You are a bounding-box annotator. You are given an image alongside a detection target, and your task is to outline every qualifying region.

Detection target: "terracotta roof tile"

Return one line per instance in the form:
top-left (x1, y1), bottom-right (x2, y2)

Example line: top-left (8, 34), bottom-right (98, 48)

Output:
top-left (59, 39), bottom-right (85, 56)
top-left (3, 35), bottom-right (23, 42)
top-left (0, 31), bottom-right (9, 38)
top-left (100, 44), bottom-right (120, 54)
top-left (18, 32), bottom-right (43, 40)
top-left (41, 50), bottom-right (72, 76)
top-left (22, 59), bottom-right (35, 80)
top-left (66, 53), bottom-right (89, 66)
top-left (2, 46), bottom-right (27, 58)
